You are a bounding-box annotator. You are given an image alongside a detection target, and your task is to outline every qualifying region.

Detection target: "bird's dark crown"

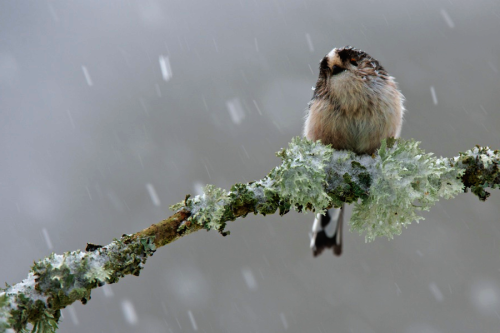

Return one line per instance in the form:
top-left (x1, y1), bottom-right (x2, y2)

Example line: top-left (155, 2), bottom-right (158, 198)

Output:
top-left (336, 46), bottom-right (385, 72)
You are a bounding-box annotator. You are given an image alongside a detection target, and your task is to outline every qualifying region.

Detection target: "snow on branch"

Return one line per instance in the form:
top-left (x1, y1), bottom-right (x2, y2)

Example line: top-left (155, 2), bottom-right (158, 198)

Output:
top-left (1, 138), bottom-right (499, 332)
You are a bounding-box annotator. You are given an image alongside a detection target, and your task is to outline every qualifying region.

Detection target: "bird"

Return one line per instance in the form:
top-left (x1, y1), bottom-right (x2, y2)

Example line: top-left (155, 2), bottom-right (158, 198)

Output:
top-left (304, 46), bottom-right (405, 256)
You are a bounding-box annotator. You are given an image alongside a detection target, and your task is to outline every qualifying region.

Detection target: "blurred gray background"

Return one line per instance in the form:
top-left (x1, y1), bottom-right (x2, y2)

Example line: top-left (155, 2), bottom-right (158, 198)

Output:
top-left (1, 0), bottom-right (500, 332)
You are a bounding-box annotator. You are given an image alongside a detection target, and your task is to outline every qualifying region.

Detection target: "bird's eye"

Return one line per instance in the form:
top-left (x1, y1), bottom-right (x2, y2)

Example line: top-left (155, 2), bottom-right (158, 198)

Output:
top-left (331, 65), bottom-right (345, 75)
top-left (350, 59), bottom-right (358, 66)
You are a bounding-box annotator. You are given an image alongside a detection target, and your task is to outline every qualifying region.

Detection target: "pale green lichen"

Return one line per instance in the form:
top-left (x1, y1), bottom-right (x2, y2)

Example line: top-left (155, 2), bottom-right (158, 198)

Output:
top-left (169, 138), bottom-right (498, 244)
top-left (169, 138), bottom-right (483, 242)
top-left (350, 139), bottom-right (465, 242)
top-left (325, 151), bottom-right (374, 208)
top-left (171, 185), bottom-right (230, 233)
top-left (455, 146), bottom-right (500, 200)
top-left (436, 157), bottom-right (466, 199)
top-left (247, 178), bottom-right (283, 215)
top-left (1, 235), bottom-right (156, 333)
top-left (271, 137), bottom-right (333, 214)
top-left (0, 293), bottom-right (11, 332)
top-left (1, 274), bottom-right (59, 333)
top-left (192, 185), bottom-right (228, 231)
top-left (84, 265), bottom-right (112, 286)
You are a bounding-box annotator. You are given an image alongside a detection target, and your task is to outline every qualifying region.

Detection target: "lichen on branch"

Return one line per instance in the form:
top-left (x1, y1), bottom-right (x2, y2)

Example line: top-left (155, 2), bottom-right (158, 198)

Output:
top-left (1, 235), bottom-right (157, 333)
top-left (350, 138), bottom-right (466, 241)
top-left (1, 138), bottom-right (499, 333)
top-left (171, 138), bottom-right (499, 242)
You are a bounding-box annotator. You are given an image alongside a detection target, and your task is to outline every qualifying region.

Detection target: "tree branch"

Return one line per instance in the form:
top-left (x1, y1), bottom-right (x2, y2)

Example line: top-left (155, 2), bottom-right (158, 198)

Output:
top-left (1, 138), bottom-right (499, 332)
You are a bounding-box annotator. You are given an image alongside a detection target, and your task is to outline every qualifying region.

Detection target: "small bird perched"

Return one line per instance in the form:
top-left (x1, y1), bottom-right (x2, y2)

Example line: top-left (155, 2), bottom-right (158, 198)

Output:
top-left (304, 46), bottom-right (405, 256)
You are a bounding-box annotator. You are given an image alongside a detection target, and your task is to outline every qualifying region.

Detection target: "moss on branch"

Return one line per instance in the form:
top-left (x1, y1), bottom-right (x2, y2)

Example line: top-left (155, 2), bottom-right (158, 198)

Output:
top-left (1, 138), bottom-right (499, 333)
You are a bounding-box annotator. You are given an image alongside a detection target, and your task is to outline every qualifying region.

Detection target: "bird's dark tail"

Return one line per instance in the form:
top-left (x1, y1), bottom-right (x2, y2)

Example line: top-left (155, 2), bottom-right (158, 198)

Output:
top-left (310, 205), bottom-right (344, 256)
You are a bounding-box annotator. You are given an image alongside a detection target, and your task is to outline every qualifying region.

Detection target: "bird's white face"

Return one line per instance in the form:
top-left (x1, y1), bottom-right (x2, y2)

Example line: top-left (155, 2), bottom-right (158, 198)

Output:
top-left (314, 47), bottom-right (389, 101)
top-left (325, 48), bottom-right (367, 101)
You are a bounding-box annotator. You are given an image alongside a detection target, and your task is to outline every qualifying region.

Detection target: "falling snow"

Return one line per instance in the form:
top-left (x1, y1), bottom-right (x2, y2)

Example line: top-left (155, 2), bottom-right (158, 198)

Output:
top-left (305, 33), bottom-right (314, 52)
top-left (252, 99), bottom-right (263, 115)
top-left (102, 284), bottom-right (114, 298)
top-left (162, 265), bottom-right (210, 308)
top-left (187, 310), bottom-right (198, 331)
top-left (81, 66), bottom-right (93, 86)
top-left (159, 55), bottom-right (173, 82)
top-left (279, 313), bottom-right (288, 330)
top-left (429, 282), bottom-right (444, 302)
top-left (121, 300), bottom-right (138, 325)
top-left (470, 280), bottom-right (500, 315)
top-left (226, 97), bottom-right (245, 125)
top-left (430, 86), bottom-right (438, 105)
top-left (440, 9), bottom-right (455, 28)
top-left (146, 183), bottom-right (161, 206)
top-left (41, 228), bottom-right (53, 250)
top-left (67, 306), bottom-right (79, 326)
top-left (241, 267), bottom-right (258, 291)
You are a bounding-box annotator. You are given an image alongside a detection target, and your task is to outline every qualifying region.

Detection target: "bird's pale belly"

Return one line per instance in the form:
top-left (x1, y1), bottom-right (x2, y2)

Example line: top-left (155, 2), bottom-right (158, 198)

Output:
top-left (306, 107), bottom-right (394, 155)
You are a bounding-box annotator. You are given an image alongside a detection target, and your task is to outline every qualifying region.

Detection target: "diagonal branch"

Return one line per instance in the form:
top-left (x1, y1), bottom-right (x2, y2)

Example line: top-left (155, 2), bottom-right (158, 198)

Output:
top-left (1, 138), bottom-right (499, 333)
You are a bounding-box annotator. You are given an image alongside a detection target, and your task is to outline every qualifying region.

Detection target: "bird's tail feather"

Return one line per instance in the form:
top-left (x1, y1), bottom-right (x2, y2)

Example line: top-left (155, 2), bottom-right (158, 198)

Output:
top-left (310, 205), bottom-right (344, 256)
